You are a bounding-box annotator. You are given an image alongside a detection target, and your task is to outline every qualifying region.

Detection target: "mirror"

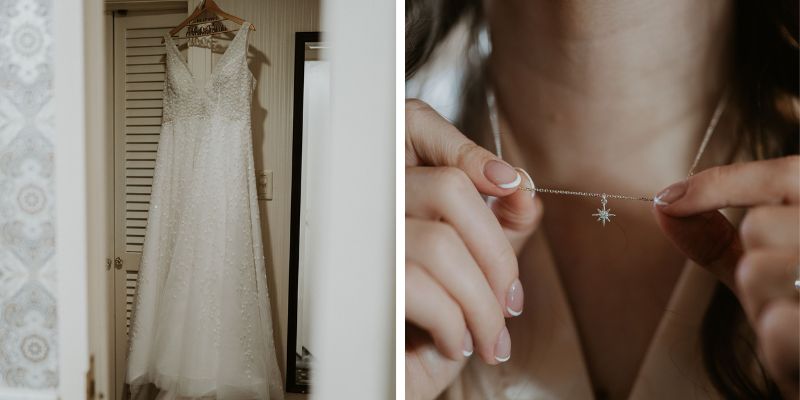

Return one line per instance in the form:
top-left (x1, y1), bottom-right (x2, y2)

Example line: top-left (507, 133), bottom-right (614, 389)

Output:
top-left (287, 31), bottom-right (328, 394)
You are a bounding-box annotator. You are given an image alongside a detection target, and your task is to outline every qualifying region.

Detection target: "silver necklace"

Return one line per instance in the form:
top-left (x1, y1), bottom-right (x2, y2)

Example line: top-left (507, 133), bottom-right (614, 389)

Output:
top-left (487, 89), bottom-right (730, 226)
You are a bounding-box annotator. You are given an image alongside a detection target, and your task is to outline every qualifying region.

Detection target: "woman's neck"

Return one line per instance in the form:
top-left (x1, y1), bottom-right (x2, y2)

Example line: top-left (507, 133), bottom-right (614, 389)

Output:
top-left (487, 0), bottom-right (734, 192)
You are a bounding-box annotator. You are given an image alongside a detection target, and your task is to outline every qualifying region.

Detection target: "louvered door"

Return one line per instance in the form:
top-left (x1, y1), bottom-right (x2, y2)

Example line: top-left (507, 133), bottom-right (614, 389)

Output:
top-left (112, 11), bottom-right (185, 400)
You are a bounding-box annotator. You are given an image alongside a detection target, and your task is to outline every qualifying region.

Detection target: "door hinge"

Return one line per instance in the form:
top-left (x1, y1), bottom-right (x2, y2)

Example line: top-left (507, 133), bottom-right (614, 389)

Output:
top-left (86, 354), bottom-right (95, 399)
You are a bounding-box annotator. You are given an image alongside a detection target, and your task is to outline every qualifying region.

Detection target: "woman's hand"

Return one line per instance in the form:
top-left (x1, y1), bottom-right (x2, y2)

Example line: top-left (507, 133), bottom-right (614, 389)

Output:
top-left (654, 156), bottom-right (799, 398)
top-left (405, 99), bottom-right (542, 400)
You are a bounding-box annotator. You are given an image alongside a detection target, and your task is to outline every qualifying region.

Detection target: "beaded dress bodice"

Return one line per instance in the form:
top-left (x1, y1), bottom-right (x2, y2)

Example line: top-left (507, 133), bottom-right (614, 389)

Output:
top-left (162, 22), bottom-right (255, 123)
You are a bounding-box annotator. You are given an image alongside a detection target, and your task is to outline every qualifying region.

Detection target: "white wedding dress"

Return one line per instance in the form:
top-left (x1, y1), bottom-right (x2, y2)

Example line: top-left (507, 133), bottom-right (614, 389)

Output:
top-left (126, 22), bottom-right (283, 400)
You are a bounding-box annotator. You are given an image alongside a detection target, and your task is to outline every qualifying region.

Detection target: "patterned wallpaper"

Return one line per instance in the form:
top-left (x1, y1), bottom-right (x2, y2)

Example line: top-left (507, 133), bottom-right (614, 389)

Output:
top-left (0, 0), bottom-right (57, 389)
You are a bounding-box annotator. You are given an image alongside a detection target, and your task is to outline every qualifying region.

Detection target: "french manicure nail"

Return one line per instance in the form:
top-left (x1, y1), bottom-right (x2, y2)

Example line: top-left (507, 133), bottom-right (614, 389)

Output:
top-left (506, 279), bottom-right (524, 317)
top-left (655, 181), bottom-right (687, 207)
top-left (515, 167), bottom-right (536, 198)
top-left (485, 160), bottom-right (520, 189)
top-left (463, 332), bottom-right (474, 358)
top-left (494, 326), bottom-right (511, 363)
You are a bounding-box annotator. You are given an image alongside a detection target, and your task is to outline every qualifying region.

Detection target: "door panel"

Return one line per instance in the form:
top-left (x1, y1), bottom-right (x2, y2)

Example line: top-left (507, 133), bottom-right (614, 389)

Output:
top-left (112, 11), bottom-right (185, 400)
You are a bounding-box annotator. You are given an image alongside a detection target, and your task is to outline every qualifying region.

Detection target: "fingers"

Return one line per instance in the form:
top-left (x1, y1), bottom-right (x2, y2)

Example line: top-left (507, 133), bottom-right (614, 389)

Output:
top-left (652, 209), bottom-right (742, 290)
top-left (406, 219), bottom-right (509, 364)
top-left (757, 300), bottom-right (799, 398)
top-left (405, 99), bottom-right (522, 197)
top-left (405, 263), bottom-right (470, 361)
top-left (407, 167), bottom-right (526, 316)
top-left (653, 156), bottom-right (799, 291)
top-left (735, 249), bottom-right (800, 322)
top-left (489, 182), bottom-right (543, 254)
top-left (730, 204), bottom-right (799, 397)
top-left (405, 99), bottom-right (534, 368)
top-left (655, 156), bottom-right (800, 217)
top-left (650, 156), bottom-right (800, 396)
top-left (739, 206), bottom-right (800, 249)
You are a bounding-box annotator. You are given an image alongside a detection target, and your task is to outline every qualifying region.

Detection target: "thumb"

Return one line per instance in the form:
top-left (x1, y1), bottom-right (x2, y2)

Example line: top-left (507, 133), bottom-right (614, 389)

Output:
top-left (652, 208), bottom-right (742, 291)
top-left (489, 169), bottom-right (543, 253)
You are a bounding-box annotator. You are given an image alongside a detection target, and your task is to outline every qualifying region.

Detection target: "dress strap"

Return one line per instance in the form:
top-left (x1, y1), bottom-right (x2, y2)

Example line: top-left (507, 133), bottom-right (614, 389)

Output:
top-left (163, 32), bottom-right (175, 49)
top-left (162, 33), bottom-right (187, 72)
top-left (232, 22), bottom-right (251, 56)
top-left (163, 33), bottom-right (179, 57)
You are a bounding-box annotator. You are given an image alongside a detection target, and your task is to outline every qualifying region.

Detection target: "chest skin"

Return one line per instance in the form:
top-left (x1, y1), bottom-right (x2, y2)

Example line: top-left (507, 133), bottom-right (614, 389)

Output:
top-left (528, 194), bottom-right (687, 400)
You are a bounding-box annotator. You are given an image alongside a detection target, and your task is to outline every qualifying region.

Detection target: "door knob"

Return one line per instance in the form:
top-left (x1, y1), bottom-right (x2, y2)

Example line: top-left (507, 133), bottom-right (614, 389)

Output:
top-left (114, 257), bottom-right (123, 270)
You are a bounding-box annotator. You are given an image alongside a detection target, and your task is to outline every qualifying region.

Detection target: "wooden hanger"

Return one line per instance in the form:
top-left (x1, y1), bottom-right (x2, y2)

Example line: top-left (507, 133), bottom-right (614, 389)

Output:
top-left (164, 0), bottom-right (256, 43)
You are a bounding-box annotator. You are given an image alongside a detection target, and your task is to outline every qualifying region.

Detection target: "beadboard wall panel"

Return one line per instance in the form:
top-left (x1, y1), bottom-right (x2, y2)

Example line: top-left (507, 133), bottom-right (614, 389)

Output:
top-left (201, 0), bottom-right (321, 377)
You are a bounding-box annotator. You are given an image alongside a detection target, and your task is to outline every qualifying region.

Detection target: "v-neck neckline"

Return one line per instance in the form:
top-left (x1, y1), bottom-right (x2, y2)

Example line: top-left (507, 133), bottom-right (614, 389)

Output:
top-left (503, 231), bottom-right (719, 399)
top-left (164, 22), bottom-right (249, 89)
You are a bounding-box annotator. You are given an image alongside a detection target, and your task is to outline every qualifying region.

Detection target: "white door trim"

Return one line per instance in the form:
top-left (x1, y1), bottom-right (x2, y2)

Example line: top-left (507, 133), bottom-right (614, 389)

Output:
top-left (53, 0), bottom-right (91, 397)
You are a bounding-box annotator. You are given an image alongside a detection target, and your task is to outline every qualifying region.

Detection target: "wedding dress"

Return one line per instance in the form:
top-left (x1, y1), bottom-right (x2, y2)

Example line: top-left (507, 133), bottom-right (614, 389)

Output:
top-left (126, 22), bottom-right (283, 400)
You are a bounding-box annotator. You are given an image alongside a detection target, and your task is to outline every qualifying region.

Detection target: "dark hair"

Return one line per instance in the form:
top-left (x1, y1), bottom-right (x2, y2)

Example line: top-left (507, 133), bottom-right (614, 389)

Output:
top-left (406, 0), bottom-right (799, 398)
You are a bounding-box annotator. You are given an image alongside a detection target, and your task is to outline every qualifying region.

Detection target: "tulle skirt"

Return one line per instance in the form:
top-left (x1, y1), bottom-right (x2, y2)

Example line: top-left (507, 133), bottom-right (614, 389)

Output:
top-left (126, 118), bottom-right (283, 400)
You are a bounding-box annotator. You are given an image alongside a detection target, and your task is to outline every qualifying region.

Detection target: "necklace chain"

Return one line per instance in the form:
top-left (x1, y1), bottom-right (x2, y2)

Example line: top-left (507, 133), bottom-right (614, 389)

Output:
top-left (687, 90), bottom-right (730, 177)
top-left (489, 89), bottom-right (730, 202)
top-left (518, 187), bottom-right (654, 202)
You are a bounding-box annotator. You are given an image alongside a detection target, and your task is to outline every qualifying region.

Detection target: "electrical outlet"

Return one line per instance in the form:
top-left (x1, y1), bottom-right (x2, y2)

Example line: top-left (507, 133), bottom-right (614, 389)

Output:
top-left (256, 170), bottom-right (273, 200)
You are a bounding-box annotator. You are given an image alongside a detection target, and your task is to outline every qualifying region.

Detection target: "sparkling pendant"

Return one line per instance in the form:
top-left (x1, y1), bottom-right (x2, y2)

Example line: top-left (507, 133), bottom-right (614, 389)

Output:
top-left (592, 194), bottom-right (615, 227)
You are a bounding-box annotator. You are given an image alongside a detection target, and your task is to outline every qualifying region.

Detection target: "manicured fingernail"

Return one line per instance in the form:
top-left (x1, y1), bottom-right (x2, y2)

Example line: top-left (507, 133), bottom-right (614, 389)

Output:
top-left (506, 279), bottom-right (523, 317)
top-left (654, 181), bottom-right (687, 207)
top-left (463, 332), bottom-right (473, 358)
top-left (484, 160), bottom-right (520, 189)
top-left (494, 326), bottom-right (511, 363)
top-left (515, 167), bottom-right (536, 198)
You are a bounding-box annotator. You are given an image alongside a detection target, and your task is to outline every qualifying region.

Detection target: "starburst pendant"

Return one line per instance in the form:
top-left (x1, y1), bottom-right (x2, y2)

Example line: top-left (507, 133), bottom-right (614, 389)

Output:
top-left (592, 194), bottom-right (616, 227)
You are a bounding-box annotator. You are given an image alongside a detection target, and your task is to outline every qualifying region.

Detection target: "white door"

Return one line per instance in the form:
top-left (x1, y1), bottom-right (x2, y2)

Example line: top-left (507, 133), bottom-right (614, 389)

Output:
top-left (111, 11), bottom-right (185, 400)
